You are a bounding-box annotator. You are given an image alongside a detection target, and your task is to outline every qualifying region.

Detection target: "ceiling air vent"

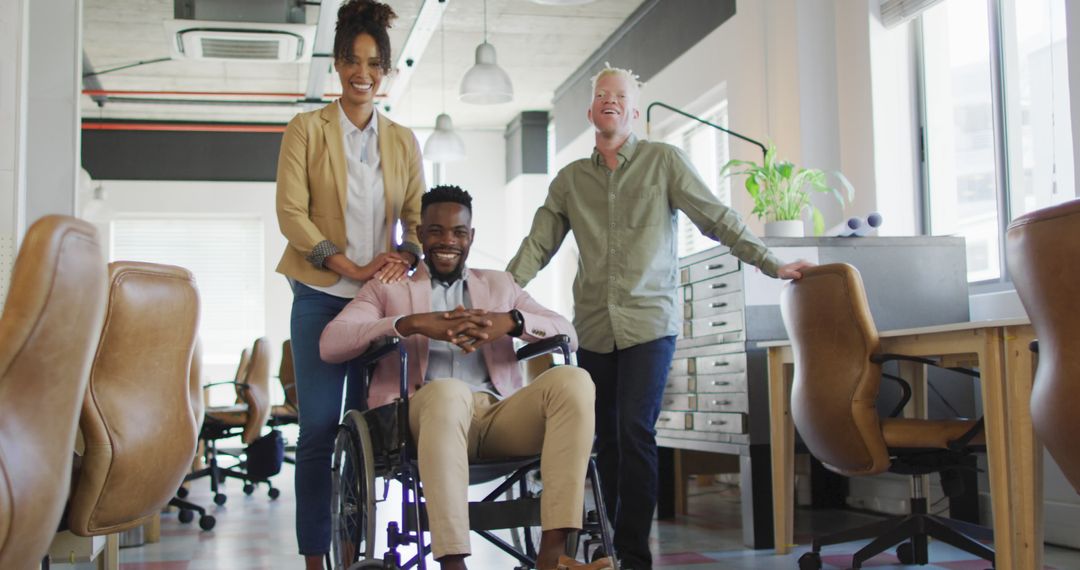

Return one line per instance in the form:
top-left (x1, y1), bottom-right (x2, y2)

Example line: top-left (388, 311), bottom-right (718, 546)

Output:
top-left (164, 20), bottom-right (315, 62)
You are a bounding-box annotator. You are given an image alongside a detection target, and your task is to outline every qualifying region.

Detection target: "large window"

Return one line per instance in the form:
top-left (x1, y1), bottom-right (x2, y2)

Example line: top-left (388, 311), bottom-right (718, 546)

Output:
top-left (111, 216), bottom-right (266, 369)
top-left (664, 101), bottom-right (732, 258)
top-left (920, 0), bottom-right (1074, 282)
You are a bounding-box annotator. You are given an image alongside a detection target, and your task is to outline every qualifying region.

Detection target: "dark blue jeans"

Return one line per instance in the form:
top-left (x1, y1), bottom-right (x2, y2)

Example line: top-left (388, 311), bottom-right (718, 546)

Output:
top-left (290, 281), bottom-right (369, 556)
top-left (578, 336), bottom-right (677, 570)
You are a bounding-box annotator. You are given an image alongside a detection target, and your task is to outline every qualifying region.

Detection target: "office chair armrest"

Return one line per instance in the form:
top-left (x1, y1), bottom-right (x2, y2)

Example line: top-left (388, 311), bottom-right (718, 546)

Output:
top-left (871, 353), bottom-right (980, 378)
top-left (203, 380), bottom-right (244, 389)
top-left (357, 336), bottom-right (401, 367)
top-left (948, 417), bottom-right (985, 452)
top-left (881, 373), bottom-right (912, 418)
top-left (515, 334), bottom-right (571, 363)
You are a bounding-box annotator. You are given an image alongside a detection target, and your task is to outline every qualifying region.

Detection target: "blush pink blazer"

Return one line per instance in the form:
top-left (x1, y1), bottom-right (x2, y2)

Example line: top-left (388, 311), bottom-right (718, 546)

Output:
top-left (320, 265), bottom-right (578, 408)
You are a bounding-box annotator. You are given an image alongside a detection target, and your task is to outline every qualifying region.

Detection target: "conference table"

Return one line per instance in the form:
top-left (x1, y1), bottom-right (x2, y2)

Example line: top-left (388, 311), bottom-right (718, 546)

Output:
top-left (762, 317), bottom-right (1041, 570)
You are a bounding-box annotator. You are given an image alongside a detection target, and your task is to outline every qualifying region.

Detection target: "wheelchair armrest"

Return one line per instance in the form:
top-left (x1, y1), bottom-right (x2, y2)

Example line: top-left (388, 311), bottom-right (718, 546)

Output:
top-left (515, 334), bottom-right (571, 363)
top-left (357, 336), bottom-right (402, 367)
top-left (871, 353), bottom-right (980, 378)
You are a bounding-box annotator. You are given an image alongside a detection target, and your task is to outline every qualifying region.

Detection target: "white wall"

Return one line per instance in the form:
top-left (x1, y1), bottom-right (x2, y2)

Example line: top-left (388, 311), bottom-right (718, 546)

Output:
top-left (97, 180), bottom-right (289, 387)
top-left (0, 0), bottom-right (28, 306)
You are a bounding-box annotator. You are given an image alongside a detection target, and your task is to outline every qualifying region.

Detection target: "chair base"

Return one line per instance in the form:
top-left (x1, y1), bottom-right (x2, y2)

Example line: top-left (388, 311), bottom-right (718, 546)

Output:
top-left (804, 497), bottom-right (994, 569)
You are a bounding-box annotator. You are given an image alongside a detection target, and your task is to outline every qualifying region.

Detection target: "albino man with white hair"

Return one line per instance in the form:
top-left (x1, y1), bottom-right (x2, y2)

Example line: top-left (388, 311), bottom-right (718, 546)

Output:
top-left (507, 64), bottom-right (812, 570)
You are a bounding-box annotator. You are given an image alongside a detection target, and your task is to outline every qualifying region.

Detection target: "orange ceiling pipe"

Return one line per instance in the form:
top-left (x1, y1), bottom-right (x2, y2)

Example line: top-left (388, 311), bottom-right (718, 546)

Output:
top-left (82, 122), bottom-right (287, 133)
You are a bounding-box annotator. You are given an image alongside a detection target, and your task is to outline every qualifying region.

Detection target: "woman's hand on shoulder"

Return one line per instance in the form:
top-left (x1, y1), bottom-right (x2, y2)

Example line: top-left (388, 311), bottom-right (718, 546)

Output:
top-left (365, 252), bottom-right (411, 284)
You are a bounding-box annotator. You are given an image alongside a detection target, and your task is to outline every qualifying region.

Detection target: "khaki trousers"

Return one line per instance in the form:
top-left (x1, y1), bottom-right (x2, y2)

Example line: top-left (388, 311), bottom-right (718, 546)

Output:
top-left (408, 365), bottom-right (595, 559)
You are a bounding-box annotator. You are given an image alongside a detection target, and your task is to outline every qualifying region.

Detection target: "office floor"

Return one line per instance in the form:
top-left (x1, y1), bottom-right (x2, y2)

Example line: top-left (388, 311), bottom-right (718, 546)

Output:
top-left (88, 466), bottom-right (1077, 570)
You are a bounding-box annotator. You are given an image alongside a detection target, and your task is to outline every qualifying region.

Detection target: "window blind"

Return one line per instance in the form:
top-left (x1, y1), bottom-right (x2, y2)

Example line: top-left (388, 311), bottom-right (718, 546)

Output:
top-left (880, 0), bottom-right (947, 28)
top-left (111, 217), bottom-right (265, 369)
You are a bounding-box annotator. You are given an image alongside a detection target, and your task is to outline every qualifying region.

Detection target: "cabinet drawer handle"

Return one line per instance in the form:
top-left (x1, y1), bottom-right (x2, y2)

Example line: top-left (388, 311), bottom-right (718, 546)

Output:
top-left (713, 361), bottom-right (729, 367)
top-left (710, 283), bottom-right (728, 289)
top-left (707, 263), bottom-right (725, 270)
top-left (710, 302), bottom-right (728, 309)
top-left (658, 417), bottom-right (671, 423)
top-left (711, 399), bottom-right (731, 406)
top-left (710, 321), bottom-right (727, 328)
top-left (708, 419), bottom-right (727, 426)
top-left (663, 399), bottom-right (674, 405)
top-left (711, 380), bottom-right (730, 386)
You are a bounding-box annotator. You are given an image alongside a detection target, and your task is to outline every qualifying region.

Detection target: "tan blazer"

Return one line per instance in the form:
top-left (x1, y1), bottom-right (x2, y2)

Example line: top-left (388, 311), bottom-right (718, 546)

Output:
top-left (276, 102), bottom-right (425, 287)
top-left (319, 264), bottom-right (579, 408)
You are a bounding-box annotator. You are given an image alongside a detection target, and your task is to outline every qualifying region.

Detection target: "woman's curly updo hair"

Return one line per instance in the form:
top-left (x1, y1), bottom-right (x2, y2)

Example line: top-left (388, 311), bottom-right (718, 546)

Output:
top-left (334, 0), bottom-right (396, 72)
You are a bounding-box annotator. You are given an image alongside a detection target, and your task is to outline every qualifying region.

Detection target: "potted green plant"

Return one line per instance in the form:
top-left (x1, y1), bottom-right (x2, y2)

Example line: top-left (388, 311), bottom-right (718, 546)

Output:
top-left (721, 143), bottom-right (852, 237)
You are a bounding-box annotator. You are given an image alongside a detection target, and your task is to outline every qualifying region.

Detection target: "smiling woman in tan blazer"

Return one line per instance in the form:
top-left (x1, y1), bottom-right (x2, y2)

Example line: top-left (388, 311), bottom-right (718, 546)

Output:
top-left (273, 2), bottom-right (424, 568)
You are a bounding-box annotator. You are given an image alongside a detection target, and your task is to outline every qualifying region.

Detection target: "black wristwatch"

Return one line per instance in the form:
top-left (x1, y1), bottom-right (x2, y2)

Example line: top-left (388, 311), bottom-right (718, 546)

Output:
top-left (508, 309), bottom-right (525, 337)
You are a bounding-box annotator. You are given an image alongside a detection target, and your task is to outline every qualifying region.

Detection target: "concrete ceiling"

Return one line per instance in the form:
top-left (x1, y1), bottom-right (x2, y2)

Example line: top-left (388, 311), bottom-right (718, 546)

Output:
top-left (81, 0), bottom-right (645, 129)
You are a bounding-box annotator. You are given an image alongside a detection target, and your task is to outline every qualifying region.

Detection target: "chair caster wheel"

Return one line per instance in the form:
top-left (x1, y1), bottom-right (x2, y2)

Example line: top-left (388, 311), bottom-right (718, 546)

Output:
top-left (268, 487), bottom-right (281, 499)
top-left (243, 483), bottom-right (255, 495)
top-left (199, 514), bottom-right (216, 531)
top-left (798, 551), bottom-right (822, 570)
top-left (176, 486), bottom-right (188, 498)
top-left (896, 542), bottom-right (915, 565)
top-left (178, 509), bottom-right (194, 524)
top-left (213, 493), bottom-right (227, 505)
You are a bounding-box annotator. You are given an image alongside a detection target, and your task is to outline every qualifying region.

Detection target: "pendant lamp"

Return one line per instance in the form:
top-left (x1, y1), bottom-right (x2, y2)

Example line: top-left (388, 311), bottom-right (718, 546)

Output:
top-left (424, 20), bottom-right (466, 162)
top-left (459, 0), bottom-right (513, 104)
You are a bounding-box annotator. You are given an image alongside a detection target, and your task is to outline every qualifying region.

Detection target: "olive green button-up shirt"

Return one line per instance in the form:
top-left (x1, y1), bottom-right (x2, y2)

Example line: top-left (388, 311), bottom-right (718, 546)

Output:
top-left (507, 134), bottom-right (782, 353)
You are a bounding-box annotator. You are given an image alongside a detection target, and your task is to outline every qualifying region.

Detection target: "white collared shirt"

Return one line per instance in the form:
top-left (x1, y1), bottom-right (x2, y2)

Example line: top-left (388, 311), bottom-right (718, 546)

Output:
top-left (310, 102), bottom-right (387, 299)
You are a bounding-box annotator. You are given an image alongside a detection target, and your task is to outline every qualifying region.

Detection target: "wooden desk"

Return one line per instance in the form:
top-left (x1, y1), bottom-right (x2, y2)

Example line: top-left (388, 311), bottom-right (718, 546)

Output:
top-left (763, 318), bottom-right (1040, 570)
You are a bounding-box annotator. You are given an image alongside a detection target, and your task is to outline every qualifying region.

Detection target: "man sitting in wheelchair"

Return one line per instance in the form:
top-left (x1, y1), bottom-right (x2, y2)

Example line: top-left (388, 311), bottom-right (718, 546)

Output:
top-left (321, 185), bottom-right (611, 570)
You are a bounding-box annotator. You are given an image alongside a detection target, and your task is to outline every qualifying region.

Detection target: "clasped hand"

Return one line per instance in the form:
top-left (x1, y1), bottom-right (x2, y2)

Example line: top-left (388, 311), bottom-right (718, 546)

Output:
top-left (398, 305), bottom-right (515, 353)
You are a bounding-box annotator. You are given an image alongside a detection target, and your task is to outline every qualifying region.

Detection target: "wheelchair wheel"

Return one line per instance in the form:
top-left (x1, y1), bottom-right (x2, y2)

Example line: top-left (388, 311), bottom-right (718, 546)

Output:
top-left (331, 410), bottom-right (378, 570)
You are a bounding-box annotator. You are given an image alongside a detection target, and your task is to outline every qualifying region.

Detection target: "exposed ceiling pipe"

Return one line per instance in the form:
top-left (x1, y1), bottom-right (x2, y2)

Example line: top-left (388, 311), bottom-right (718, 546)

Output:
top-left (82, 89), bottom-right (356, 98)
top-left (380, 0), bottom-right (449, 112)
top-left (83, 122), bottom-right (286, 133)
top-left (82, 52), bottom-right (109, 107)
top-left (303, 0), bottom-right (341, 107)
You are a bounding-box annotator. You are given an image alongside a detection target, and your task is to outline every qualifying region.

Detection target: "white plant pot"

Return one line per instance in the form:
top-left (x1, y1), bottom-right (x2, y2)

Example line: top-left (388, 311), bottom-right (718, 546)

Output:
top-left (764, 220), bottom-right (805, 238)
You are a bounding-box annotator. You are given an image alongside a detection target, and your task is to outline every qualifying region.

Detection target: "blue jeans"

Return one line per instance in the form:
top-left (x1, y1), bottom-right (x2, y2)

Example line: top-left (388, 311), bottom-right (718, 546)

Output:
top-left (290, 281), bottom-right (369, 555)
top-left (578, 336), bottom-right (676, 570)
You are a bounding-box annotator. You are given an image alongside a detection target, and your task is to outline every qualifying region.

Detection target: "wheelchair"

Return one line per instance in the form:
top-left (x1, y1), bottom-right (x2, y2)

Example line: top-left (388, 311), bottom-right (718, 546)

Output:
top-left (329, 334), bottom-right (617, 570)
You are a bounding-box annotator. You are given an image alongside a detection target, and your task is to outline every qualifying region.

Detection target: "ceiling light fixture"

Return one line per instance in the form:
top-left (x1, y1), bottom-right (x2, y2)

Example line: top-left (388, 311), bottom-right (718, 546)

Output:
top-left (459, 0), bottom-right (513, 104)
top-left (424, 19), bottom-right (466, 162)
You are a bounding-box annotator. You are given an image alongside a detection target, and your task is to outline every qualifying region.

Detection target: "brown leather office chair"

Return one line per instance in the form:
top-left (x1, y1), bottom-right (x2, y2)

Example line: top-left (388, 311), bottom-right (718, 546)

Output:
top-left (782, 263), bottom-right (992, 570)
top-left (170, 340), bottom-right (217, 530)
top-left (0, 216), bottom-right (107, 570)
top-left (63, 262), bottom-right (200, 541)
top-left (191, 337), bottom-right (279, 503)
top-left (271, 339), bottom-right (299, 425)
top-left (1007, 198), bottom-right (1080, 493)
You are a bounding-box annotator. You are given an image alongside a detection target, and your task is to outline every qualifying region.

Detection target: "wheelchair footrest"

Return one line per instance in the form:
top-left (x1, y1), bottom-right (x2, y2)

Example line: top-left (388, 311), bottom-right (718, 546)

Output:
top-left (403, 497), bottom-right (542, 533)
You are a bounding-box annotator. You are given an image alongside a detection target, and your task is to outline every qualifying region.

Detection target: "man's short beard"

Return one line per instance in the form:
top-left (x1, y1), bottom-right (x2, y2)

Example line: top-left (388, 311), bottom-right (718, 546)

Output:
top-left (424, 257), bottom-right (464, 283)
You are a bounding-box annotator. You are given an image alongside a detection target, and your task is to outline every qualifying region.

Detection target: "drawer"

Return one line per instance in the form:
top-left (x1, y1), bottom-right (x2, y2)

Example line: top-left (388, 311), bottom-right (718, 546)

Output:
top-left (697, 393), bottom-right (747, 413)
top-left (683, 291), bottom-right (743, 319)
top-left (696, 373), bottom-right (747, 393)
top-left (693, 352), bottom-right (746, 374)
top-left (684, 309), bottom-right (743, 339)
top-left (679, 254), bottom-right (737, 284)
top-left (660, 393), bottom-right (696, 411)
top-left (683, 271), bottom-right (743, 302)
top-left (656, 411), bottom-right (691, 431)
top-left (692, 412), bottom-right (746, 434)
top-left (663, 375), bottom-right (695, 393)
